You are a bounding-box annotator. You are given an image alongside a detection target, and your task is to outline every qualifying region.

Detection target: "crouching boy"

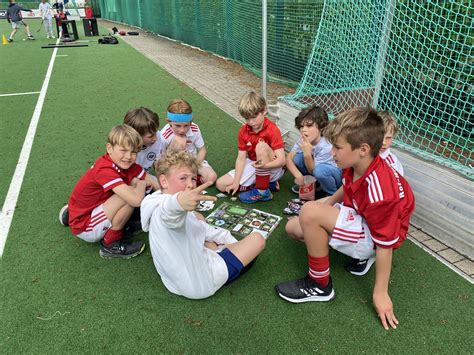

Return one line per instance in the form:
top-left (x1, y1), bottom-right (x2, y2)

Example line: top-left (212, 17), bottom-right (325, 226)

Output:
top-left (61, 124), bottom-right (156, 258)
top-left (141, 151), bottom-right (266, 299)
top-left (275, 107), bottom-right (415, 330)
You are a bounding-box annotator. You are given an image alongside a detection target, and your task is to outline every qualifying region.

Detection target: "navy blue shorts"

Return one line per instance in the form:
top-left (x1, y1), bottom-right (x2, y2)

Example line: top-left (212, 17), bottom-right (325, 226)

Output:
top-left (218, 248), bottom-right (244, 284)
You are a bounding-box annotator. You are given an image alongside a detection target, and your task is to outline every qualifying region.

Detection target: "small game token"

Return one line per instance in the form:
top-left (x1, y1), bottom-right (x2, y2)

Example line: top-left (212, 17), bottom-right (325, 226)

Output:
top-left (230, 197), bottom-right (237, 201)
top-left (216, 193), bottom-right (227, 198)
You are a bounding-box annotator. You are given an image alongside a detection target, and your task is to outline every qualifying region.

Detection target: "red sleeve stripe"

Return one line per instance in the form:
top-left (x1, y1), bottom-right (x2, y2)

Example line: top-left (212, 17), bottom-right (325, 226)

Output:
top-left (386, 154), bottom-right (395, 164)
top-left (162, 128), bottom-right (174, 139)
top-left (366, 172), bottom-right (384, 203)
top-left (103, 178), bottom-right (123, 189)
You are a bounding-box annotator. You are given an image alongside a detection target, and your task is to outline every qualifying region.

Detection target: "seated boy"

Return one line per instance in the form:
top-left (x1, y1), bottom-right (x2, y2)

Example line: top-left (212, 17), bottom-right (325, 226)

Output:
top-left (124, 107), bottom-right (166, 177)
top-left (378, 110), bottom-right (404, 176)
top-left (59, 124), bottom-right (157, 259)
top-left (141, 150), bottom-right (266, 299)
top-left (160, 99), bottom-right (217, 185)
top-left (275, 107), bottom-right (415, 330)
top-left (286, 105), bottom-right (341, 196)
top-left (215, 91), bottom-right (286, 203)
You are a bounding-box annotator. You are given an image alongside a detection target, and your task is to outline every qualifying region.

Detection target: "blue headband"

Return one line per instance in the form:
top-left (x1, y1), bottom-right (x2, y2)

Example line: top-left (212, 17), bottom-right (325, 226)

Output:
top-left (167, 112), bottom-right (193, 122)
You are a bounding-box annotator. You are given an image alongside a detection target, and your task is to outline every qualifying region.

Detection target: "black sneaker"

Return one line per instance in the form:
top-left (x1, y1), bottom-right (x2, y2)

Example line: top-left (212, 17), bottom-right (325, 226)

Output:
top-left (7, 37), bottom-right (13, 42)
top-left (123, 208), bottom-right (142, 237)
top-left (59, 204), bottom-right (69, 226)
top-left (344, 256), bottom-right (376, 276)
top-left (27, 35), bottom-right (35, 40)
top-left (99, 240), bottom-right (145, 259)
top-left (275, 276), bottom-right (335, 303)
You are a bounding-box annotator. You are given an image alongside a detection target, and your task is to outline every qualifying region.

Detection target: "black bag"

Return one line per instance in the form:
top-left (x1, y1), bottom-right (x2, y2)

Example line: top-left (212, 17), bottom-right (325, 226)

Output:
top-left (98, 36), bottom-right (118, 45)
top-left (127, 31), bottom-right (139, 36)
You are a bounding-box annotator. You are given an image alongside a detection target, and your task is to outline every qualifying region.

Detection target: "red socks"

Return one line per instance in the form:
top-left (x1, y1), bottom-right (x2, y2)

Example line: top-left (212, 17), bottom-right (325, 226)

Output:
top-left (103, 229), bottom-right (123, 246)
top-left (255, 168), bottom-right (270, 190)
top-left (308, 255), bottom-right (330, 287)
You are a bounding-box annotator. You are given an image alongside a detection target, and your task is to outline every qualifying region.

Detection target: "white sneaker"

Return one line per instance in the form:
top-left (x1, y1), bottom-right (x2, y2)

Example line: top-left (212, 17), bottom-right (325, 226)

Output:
top-left (46, 35), bottom-right (50, 39)
top-left (51, 35), bottom-right (55, 38)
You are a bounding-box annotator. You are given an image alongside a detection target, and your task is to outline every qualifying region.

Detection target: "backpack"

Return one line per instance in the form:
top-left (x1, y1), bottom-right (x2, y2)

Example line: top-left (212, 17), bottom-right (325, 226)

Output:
top-left (98, 36), bottom-right (118, 45)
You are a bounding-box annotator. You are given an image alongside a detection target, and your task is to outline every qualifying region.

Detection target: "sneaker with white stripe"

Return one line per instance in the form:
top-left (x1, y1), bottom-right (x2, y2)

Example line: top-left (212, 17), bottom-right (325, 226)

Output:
top-left (275, 276), bottom-right (335, 303)
top-left (344, 256), bottom-right (376, 276)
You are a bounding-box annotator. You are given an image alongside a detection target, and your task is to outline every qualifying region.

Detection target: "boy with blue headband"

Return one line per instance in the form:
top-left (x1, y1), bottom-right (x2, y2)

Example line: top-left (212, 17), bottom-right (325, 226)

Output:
top-left (161, 99), bottom-right (217, 185)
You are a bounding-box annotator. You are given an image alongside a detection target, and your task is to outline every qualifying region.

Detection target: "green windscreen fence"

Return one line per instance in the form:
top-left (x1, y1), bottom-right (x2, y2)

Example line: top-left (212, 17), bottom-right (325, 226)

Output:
top-left (283, 0), bottom-right (472, 178)
top-left (100, 0), bottom-right (472, 178)
top-left (99, 0), bottom-right (324, 85)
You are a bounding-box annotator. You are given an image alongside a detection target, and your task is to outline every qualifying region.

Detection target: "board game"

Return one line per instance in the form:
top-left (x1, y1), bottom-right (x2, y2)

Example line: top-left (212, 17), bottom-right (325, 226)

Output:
top-left (205, 202), bottom-right (282, 239)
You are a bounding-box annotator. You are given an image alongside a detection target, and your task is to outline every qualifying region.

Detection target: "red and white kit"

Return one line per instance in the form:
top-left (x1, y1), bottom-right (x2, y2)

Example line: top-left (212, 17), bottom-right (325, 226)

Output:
top-left (329, 156), bottom-right (415, 257)
top-left (68, 154), bottom-right (146, 237)
top-left (227, 117), bottom-right (285, 186)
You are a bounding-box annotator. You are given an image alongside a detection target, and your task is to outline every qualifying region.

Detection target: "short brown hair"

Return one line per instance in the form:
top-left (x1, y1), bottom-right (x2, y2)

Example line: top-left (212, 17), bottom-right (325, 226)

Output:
top-left (167, 99), bottom-right (193, 115)
top-left (378, 110), bottom-right (399, 136)
top-left (107, 124), bottom-right (143, 152)
top-left (238, 91), bottom-right (266, 120)
top-left (295, 106), bottom-right (329, 131)
top-left (154, 150), bottom-right (200, 177)
top-left (325, 107), bottom-right (384, 157)
top-left (123, 107), bottom-right (159, 136)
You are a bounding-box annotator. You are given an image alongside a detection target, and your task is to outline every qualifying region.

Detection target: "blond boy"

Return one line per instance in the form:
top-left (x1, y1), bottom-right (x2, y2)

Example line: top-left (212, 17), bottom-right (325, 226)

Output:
top-left (216, 91), bottom-right (286, 203)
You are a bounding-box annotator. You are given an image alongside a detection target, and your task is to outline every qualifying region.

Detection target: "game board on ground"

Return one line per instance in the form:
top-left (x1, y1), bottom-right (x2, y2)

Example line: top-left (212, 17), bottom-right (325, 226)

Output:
top-left (205, 202), bottom-right (281, 239)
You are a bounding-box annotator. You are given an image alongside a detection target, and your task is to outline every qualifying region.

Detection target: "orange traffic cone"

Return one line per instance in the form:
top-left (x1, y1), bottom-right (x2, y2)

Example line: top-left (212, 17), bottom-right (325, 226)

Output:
top-left (2, 35), bottom-right (9, 45)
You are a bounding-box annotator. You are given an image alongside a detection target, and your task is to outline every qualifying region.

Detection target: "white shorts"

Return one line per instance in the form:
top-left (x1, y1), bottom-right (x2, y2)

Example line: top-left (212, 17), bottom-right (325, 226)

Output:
top-left (329, 204), bottom-right (375, 260)
top-left (76, 205), bottom-right (112, 243)
top-left (12, 21), bottom-right (26, 29)
top-left (226, 158), bottom-right (284, 187)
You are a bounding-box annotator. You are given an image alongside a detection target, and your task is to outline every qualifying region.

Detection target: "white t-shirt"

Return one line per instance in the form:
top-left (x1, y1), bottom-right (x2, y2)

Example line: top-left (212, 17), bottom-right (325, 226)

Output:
top-left (380, 148), bottom-right (404, 176)
top-left (141, 191), bottom-right (238, 299)
top-left (161, 122), bottom-right (205, 156)
top-left (290, 136), bottom-right (337, 167)
top-left (39, 2), bottom-right (53, 19)
top-left (135, 131), bottom-right (166, 170)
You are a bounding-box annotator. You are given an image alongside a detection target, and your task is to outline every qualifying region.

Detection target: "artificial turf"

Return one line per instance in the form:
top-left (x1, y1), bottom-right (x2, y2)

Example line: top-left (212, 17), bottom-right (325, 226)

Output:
top-left (0, 19), bottom-right (472, 353)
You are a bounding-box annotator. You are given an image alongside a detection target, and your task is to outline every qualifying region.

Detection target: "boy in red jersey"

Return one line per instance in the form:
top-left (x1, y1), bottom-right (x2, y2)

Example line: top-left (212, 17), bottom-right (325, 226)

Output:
top-left (216, 91), bottom-right (286, 203)
top-left (275, 107), bottom-right (415, 330)
top-left (60, 124), bottom-right (157, 259)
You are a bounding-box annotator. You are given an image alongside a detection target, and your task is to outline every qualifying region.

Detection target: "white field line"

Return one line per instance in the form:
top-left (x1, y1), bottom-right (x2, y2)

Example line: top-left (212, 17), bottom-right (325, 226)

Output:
top-left (0, 38), bottom-right (60, 257)
top-left (0, 91), bottom-right (40, 97)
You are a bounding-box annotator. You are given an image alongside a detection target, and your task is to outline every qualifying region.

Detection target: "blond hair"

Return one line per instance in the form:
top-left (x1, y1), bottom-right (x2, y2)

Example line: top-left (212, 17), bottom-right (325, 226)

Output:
top-left (167, 99), bottom-right (193, 115)
top-left (154, 150), bottom-right (200, 177)
top-left (378, 110), bottom-right (399, 136)
top-left (325, 107), bottom-right (384, 157)
top-left (107, 124), bottom-right (143, 152)
top-left (123, 107), bottom-right (159, 136)
top-left (238, 91), bottom-right (266, 120)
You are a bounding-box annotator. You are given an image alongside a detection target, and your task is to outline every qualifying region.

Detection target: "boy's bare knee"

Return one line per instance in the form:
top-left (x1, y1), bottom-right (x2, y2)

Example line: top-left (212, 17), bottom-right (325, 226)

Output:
top-left (251, 232), bottom-right (266, 251)
top-left (300, 202), bottom-right (323, 224)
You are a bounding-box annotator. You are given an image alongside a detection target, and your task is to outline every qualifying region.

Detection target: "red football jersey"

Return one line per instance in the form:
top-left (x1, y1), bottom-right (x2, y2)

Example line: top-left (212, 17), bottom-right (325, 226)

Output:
top-left (237, 118), bottom-right (285, 161)
top-left (68, 154), bottom-right (145, 235)
top-left (342, 156), bottom-right (415, 249)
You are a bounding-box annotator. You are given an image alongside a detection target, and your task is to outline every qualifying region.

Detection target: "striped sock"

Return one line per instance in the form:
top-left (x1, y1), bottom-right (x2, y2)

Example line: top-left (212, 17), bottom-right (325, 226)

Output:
top-left (103, 229), bottom-right (123, 246)
top-left (255, 168), bottom-right (270, 190)
top-left (308, 255), bottom-right (330, 287)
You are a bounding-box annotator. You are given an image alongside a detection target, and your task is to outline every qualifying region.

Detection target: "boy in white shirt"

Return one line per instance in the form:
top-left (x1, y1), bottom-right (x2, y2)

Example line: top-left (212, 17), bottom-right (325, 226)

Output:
top-left (378, 110), bottom-right (404, 176)
top-left (141, 151), bottom-right (266, 299)
top-left (286, 106), bottom-right (342, 195)
top-left (38, 0), bottom-right (54, 39)
top-left (161, 99), bottom-right (217, 185)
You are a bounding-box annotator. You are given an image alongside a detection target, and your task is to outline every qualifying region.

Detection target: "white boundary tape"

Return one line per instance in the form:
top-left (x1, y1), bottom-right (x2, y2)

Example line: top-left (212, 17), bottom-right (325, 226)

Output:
top-left (0, 38), bottom-right (60, 257)
top-left (0, 92), bottom-right (40, 97)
